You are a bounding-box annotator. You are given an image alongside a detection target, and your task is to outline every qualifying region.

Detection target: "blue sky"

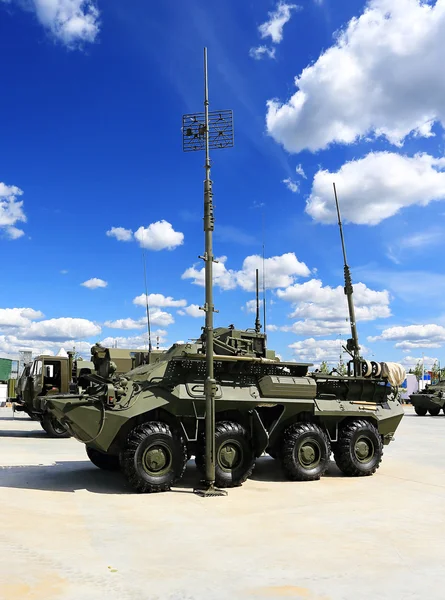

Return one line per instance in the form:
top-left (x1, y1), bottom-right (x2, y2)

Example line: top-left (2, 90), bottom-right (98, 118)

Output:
top-left (1, 0), bottom-right (445, 370)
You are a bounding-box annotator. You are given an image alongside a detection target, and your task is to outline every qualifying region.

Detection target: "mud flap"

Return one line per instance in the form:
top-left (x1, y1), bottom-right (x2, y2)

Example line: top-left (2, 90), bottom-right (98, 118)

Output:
top-left (250, 409), bottom-right (269, 458)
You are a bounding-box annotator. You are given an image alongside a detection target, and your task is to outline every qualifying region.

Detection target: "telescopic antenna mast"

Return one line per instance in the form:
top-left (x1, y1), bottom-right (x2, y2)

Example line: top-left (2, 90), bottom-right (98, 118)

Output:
top-left (255, 268), bottom-right (261, 333)
top-left (332, 182), bottom-right (360, 375)
top-left (142, 250), bottom-right (152, 352)
top-left (182, 48), bottom-right (234, 497)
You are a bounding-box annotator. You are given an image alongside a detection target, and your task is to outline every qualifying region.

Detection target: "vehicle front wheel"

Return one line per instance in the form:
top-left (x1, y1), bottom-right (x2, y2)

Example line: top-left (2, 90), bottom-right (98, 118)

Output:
top-left (120, 421), bottom-right (187, 493)
top-left (281, 422), bottom-right (331, 481)
top-left (41, 413), bottom-right (71, 438)
top-left (414, 406), bottom-right (427, 416)
top-left (333, 420), bottom-right (383, 477)
top-left (86, 446), bottom-right (120, 471)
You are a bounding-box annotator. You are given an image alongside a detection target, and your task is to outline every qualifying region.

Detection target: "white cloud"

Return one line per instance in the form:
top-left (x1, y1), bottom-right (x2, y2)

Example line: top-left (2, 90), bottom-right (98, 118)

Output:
top-left (81, 277), bottom-right (108, 289)
top-left (283, 320), bottom-right (350, 337)
top-left (182, 252), bottom-right (310, 292)
top-left (266, 0), bottom-right (445, 153)
top-left (306, 152), bottom-right (445, 225)
top-left (243, 299), bottom-right (263, 314)
top-left (105, 309), bottom-right (174, 329)
top-left (0, 335), bottom-right (93, 361)
top-left (182, 304), bottom-right (202, 318)
top-left (0, 308), bottom-right (44, 328)
top-left (0, 182), bottom-right (26, 239)
top-left (134, 220), bottom-right (184, 251)
top-left (283, 178), bottom-right (299, 193)
top-left (106, 226), bottom-right (133, 242)
top-left (18, 317), bottom-right (101, 341)
top-left (296, 164), bottom-right (306, 179)
top-left (132, 293), bottom-right (187, 309)
top-left (288, 338), bottom-right (368, 364)
top-left (369, 324), bottom-right (445, 349)
top-left (100, 329), bottom-right (168, 351)
top-left (401, 355), bottom-right (438, 369)
top-left (249, 46), bottom-right (276, 60)
top-left (258, 1), bottom-right (299, 44)
top-left (27, 0), bottom-right (100, 47)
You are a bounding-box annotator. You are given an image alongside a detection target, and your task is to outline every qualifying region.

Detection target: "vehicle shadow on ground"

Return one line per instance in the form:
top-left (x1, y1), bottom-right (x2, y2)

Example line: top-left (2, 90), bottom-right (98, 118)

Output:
top-left (0, 456), bottom-right (343, 496)
top-left (0, 429), bottom-right (48, 438)
top-left (249, 455), bottom-right (343, 482)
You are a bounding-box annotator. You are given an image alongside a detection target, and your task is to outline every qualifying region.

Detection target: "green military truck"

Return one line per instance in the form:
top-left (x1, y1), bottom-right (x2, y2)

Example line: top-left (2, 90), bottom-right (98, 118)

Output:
top-left (409, 380), bottom-right (445, 416)
top-left (12, 346), bottom-right (164, 437)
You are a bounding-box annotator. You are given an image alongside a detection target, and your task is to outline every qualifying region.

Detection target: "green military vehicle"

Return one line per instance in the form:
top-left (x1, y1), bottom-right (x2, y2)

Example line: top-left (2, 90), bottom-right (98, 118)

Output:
top-left (43, 326), bottom-right (405, 492)
top-left (12, 346), bottom-right (163, 437)
top-left (409, 381), bottom-right (445, 416)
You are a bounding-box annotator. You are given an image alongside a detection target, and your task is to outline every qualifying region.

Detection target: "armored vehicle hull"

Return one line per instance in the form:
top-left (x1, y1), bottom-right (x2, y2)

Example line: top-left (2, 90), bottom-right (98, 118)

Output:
top-left (43, 335), bottom-right (405, 493)
top-left (410, 385), bottom-right (445, 416)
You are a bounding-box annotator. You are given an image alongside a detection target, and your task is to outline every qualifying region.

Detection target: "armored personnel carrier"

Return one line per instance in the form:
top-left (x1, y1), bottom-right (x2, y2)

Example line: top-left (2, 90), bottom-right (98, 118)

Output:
top-left (42, 327), bottom-right (405, 492)
top-left (409, 381), bottom-right (445, 416)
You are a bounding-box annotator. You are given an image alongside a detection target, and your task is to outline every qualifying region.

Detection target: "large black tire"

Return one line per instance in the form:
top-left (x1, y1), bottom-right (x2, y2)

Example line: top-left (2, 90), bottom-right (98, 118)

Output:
top-left (281, 423), bottom-right (331, 481)
top-left (195, 421), bottom-right (256, 488)
top-left (334, 420), bottom-right (383, 477)
top-left (120, 421), bottom-right (187, 493)
top-left (86, 446), bottom-right (120, 471)
top-left (41, 413), bottom-right (71, 438)
top-left (414, 406), bottom-right (427, 416)
top-left (428, 407), bottom-right (440, 416)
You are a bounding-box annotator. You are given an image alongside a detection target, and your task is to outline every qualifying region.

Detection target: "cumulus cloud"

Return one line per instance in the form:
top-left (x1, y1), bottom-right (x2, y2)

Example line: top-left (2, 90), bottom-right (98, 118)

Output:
top-left (369, 324), bottom-right (445, 349)
top-left (401, 355), bottom-right (438, 369)
top-left (182, 253), bottom-right (310, 291)
top-left (134, 220), bottom-right (184, 251)
top-left (289, 338), bottom-right (369, 364)
top-left (17, 317), bottom-right (101, 341)
top-left (0, 182), bottom-right (26, 239)
top-left (277, 279), bottom-right (391, 335)
top-left (105, 309), bottom-right (174, 329)
top-left (266, 0), bottom-right (445, 153)
top-left (243, 299), bottom-right (263, 314)
top-left (106, 226), bottom-right (133, 242)
top-left (306, 152), bottom-right (445, 225)
top-left (0, 335), bottom-right (93, 360)
top-left (283, 178), bottom-right (299, 193)
top-left (0, 308), bottom-right (44, 328)
top-left (20, 0), bottom-right (100, 47)
top-left (100, 329), bottom-right (168, 351)
top-left (81, 277), bottom-right (107, 289)
top-left (180, 304), bottom-right (202, 318)
top-left (132, 293), bottom-right (187, 309)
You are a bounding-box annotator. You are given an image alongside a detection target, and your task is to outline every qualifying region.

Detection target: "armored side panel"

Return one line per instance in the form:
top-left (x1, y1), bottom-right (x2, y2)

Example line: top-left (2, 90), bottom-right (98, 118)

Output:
top-left (259, 375), bottom-right (317, 399)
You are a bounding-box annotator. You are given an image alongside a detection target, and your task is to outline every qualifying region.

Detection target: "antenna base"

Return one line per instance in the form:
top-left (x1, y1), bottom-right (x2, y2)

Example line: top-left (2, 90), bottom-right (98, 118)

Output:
top-left (193, 482), bottom-right (228, 497)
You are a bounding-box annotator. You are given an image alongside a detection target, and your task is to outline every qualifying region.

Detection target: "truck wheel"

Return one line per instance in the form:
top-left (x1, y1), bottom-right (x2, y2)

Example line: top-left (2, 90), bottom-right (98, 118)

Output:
top-left (414, 406), bottom-right (427, 416)
top-left (195, 421), bottom-right (255, 487)
top-left (120, 421), bottom-right (187, 493)
top-left (281, 423), bottom-right (331, 481)
top-left (86, 446), bottom-right (120, 471)
top-left (428, 408), bottom-right (440, 416)
top-left (334, 420), bottom-right (383, 477)
top-left (41, 413), bottom-right (71, 438)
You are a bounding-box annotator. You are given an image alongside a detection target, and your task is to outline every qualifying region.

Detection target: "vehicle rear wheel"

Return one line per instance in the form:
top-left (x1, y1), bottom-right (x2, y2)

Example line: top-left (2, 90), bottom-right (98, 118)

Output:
top-left (414, 406), bottom-right (427, 416)
top-left (120, 421), bottom-right (187, 493)
top-left (333, 420), bottom-right (382, 477)
top-left (428, 407), bottom-right (440, 416)
top-left (195, 421), bottom-right (256, 488)
top-left (281, 423), bottom-right (331, 481)
top-left (86, 446), bottom-right (120, 471)
top-left (41, 413), bottom-right (70, 438)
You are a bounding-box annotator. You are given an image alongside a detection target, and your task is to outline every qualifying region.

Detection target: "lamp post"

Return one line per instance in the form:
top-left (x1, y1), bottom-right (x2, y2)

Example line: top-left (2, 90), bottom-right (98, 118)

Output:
top-left (182, 48), bottom-right (234, 497)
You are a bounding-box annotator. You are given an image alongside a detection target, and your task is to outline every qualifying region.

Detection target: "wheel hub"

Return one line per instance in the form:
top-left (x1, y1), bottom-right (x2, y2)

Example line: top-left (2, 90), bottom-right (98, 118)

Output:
top-left (298, 440), bottom-right (320, 468)
top-left (354, 437), bottom-right (374, 462)
top-left (218, 442), bottom-right (242, 470)
top-left (142, 445), bottom-right (170, 474)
